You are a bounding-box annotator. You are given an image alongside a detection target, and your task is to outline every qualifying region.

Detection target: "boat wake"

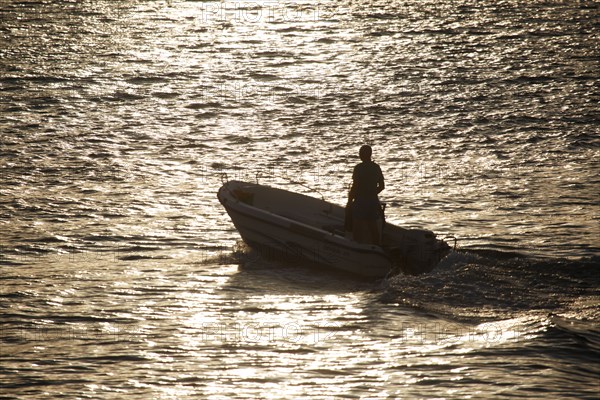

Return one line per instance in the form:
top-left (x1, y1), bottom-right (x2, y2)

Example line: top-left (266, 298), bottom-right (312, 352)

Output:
top-left (209, 238), bottom-right (599, 325)
top-left (381, 249), bottom-right (600, 323)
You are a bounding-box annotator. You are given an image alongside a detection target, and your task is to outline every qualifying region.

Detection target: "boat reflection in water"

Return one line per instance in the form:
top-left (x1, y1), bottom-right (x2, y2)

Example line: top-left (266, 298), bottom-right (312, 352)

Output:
top-left (218, 180), bottom-right (451, 278)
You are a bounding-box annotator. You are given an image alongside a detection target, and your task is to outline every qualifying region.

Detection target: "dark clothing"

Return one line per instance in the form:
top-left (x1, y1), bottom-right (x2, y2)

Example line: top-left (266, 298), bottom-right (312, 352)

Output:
top-left (350, 161), bottom-right (384, 221)
top-left (352, 161), bottom-right (384, 199)
top-left (352, 196), bottom-right (381, 219)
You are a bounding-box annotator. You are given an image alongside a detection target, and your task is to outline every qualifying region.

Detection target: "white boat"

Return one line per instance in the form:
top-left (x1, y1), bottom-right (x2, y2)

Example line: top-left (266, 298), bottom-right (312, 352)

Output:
top-left (218, 180), bottom-right (451, 278)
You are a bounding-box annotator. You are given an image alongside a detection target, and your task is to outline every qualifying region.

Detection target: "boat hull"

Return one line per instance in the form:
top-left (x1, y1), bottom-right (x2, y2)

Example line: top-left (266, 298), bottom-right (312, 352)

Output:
top-left (218, 181), bottom-right (449, 278)
top-left (221, 199), bottom-right (393, 278)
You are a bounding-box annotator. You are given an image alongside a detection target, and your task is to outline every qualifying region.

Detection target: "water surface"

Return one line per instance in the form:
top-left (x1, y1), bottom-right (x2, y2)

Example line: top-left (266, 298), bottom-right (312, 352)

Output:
top-left (1, 0), bottom-right (599, 398)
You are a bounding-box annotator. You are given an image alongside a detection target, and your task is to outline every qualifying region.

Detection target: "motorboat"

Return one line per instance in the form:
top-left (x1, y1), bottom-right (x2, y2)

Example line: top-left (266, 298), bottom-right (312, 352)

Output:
top-left (217, 180), bottom-right (451, 278)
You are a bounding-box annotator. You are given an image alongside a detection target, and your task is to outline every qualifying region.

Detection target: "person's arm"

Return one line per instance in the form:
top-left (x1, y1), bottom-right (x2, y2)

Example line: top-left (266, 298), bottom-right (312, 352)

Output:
top-left (348, 166), bottom-right (357, 203)
top-left (348, 182), bottom-right (356, 203)
top-left (377, 166), bottom-right (385, 194)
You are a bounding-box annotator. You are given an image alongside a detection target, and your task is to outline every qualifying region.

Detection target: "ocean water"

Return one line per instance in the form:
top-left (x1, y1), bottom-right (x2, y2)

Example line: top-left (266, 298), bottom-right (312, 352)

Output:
top-left (1, 0), bottom-right (599, 398)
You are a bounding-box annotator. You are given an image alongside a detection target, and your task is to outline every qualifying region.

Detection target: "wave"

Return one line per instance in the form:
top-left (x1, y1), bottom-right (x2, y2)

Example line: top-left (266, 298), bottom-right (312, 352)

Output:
top-left (381, 249), bottom-right (600, 322)
top-left (452, 314), bottom-right (600, 397)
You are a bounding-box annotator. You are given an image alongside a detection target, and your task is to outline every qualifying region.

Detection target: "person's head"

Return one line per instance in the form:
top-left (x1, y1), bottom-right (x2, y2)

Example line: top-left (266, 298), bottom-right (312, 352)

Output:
top-left (359, 145), bottom-right (372, 162)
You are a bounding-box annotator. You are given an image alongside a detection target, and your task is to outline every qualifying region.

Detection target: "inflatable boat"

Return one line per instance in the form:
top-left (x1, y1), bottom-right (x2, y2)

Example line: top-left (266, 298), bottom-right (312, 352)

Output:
top-left (218, 180), bottom-right (450, 278)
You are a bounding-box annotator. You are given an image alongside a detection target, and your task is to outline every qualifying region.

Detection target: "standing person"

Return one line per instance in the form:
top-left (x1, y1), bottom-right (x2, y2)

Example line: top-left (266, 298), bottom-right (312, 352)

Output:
top-left (348, 145), bottom-right (385, 245)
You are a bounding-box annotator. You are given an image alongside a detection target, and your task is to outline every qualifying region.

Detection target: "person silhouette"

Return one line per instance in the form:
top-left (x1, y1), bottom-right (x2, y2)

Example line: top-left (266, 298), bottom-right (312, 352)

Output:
top-left (347, 145), bottom-right (385, 245)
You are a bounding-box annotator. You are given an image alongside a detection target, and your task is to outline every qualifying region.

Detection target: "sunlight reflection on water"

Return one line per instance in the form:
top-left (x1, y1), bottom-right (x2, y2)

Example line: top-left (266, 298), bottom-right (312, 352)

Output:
top-left (1, 0), bottom-right (599, 397)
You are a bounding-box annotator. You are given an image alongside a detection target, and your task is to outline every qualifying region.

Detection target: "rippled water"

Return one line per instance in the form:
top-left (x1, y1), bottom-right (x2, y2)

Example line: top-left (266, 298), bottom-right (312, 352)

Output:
top-left (1, 0), bottom-right (599, 398)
